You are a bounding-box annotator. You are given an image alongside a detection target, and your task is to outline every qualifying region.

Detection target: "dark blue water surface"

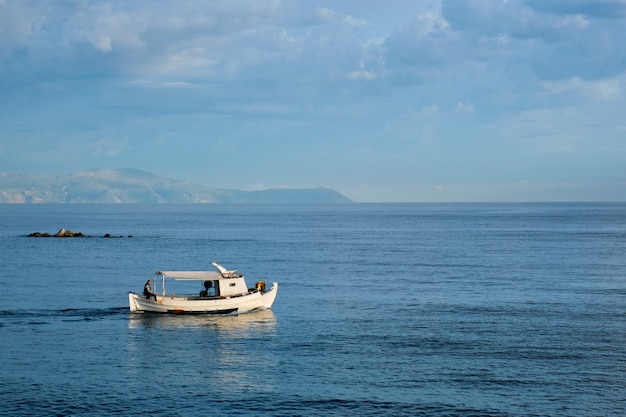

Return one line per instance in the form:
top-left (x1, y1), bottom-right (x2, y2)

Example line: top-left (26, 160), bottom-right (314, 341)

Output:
top-left (1, 203), bottom-right (625, 416)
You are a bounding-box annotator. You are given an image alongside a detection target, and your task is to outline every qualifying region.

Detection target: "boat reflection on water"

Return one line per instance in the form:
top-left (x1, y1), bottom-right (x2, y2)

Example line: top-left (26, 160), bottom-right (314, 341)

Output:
top-left (126, 309), bottom-right (278, 394)
top-left (128, 308), bottom-right (276, 333)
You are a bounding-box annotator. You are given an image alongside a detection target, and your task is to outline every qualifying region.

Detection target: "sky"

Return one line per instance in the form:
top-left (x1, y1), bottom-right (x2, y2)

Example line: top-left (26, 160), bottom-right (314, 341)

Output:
top-left (1, 0), bottom-right (625, 202)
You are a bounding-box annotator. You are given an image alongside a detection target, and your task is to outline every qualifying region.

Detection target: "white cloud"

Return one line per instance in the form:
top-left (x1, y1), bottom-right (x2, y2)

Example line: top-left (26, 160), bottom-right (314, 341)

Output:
top-left (415, 9), bottom-right (450, 37)
top-left (344, 14), bottom-right (367, 27)
top-left (543, 76), bottom-right (624, 101)
top-left (454, 102), bottom-right (475, 112)
top-left (315, 7), bottom-right (335, 23)
top-left (94, 138), bottom-right (131, 157)
top-left (122, 80), bottom-right (195, 89)
top-left (590, 79), bottom-right (623, 101)
top-left (94, 35), bottom-right (112, 52)
top-left (346, 70), bottom-right (377, 80)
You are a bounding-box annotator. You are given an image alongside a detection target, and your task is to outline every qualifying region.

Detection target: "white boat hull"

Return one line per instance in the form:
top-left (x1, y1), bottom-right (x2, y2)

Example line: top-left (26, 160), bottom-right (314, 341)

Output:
top-left (128, 282), bottom-right (278, 314)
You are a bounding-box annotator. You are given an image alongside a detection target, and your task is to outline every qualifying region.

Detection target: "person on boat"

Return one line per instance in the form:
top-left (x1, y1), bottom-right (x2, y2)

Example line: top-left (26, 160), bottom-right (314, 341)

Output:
top-left (143, 279), bottom-right (157, 301)
top-left (199, 280), bottom-right (213, 297)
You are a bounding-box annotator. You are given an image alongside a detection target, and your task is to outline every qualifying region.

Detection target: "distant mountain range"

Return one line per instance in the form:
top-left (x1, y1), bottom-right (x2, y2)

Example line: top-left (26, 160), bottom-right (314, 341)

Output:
top-left (0, 169), bottom-right (353, 204)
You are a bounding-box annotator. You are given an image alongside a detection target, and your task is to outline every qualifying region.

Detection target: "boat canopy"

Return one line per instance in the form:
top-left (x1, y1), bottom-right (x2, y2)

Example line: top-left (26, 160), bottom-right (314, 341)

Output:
top-left (156, 271), bottom-right (223, 280)
top-left (155, 262), bottom-right (242, 281)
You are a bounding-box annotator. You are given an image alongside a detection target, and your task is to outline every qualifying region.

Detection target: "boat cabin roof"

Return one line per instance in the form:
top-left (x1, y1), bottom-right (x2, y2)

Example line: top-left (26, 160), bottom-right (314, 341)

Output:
top-left (155, 271), bottom-right (223, 280)
top-left (155, 261), bottom-right (243, 281)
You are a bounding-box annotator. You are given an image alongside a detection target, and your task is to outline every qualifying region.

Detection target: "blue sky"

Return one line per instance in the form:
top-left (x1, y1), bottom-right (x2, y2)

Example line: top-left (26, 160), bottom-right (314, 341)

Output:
top-left (1, 0), bottom-right (625, 202)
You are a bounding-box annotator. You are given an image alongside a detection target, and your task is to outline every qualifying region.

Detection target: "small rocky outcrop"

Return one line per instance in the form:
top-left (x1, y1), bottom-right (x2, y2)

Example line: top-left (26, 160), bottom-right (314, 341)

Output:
top-left (28, 228), bottom-right (85, 237)
top-left (28, 232), bottom-right (51, 237)
top-left (51, 228), bottom-right (84, 237)
top-left (27, 228), bottom-right (130, 238)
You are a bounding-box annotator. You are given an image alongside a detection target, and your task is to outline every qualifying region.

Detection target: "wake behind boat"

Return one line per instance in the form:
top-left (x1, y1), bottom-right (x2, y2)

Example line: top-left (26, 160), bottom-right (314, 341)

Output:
top-left (128, 261), bottom-right (278, 314)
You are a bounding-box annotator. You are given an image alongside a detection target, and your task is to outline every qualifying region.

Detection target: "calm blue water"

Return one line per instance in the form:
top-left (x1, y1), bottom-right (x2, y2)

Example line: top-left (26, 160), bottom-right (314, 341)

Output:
top-left (1, 203), bottom-right (625, 416)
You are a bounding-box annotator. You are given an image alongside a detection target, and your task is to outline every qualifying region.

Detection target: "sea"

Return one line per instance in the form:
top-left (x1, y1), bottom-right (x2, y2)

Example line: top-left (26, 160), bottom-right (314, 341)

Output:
top-left (0, 203), bottom-right (624, 417)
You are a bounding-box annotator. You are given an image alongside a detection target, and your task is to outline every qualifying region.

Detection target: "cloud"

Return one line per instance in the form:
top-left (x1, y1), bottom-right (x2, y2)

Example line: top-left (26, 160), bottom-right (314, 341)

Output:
top-left (438, 0), bottom-right (626, 82)
top-left (315, 7), bottom-right (335, 23)
top-left (122, 80), bottom-right (195, 89)
top-left (377, 0), bottom-right (626, 123)
top-left (524, 0), bottom-right (626, 19)
top-left (346, 70), bottom-right (378, 80)
top-left (2, 1), bottom-right (625, 92)
top-left (529, 20), bottom-right (626, 80)
top-left (543, 76), bottom-right (624, 102)
top-left (0, 0), bottom-right (42, 61)
top-left (0, 0), bottom-right (621, 126)
top-left (94, 137), bottom-right (131, 157)
top-left (442, 0), bottom-right (591, 41)
top-left (0, 0), bottom-right (625, 201)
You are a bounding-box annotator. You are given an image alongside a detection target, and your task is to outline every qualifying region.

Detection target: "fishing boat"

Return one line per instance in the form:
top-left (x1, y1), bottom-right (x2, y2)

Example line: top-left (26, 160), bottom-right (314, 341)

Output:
top-left (128, 261), bottom-right (278, 314)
